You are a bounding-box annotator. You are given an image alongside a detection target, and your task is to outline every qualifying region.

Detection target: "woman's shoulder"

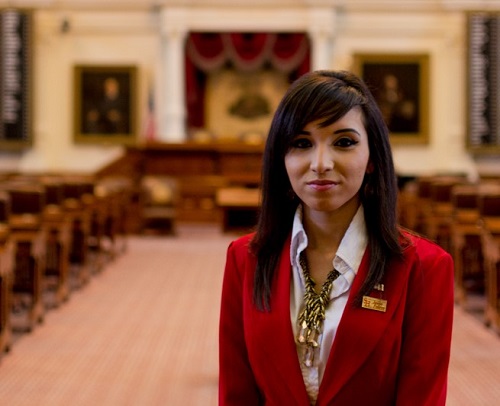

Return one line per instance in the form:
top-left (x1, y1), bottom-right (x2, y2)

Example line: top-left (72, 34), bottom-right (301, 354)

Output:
top-left (399, 228), bottom-right (452, 262)
top-left (226, 232), bottom-right (256, 260)
top-left (224, 233), bottom-right (257, 280)
top-left (228, 232), bottom-right (255, 250)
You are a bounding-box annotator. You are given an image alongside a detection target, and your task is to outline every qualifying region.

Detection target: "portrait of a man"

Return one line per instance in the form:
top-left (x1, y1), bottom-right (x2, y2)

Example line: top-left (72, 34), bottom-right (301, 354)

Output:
top-left (74, 65), bottom-right (137, 145)
top-left (354, 54), bottom-right (429, 144)
top-left (362, 64), bottom-right (419, 133)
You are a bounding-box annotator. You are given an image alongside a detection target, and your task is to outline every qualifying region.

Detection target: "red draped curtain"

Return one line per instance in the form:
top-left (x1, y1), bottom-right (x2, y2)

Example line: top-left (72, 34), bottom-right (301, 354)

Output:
top-left (185, 32), bottom-right (311, 129)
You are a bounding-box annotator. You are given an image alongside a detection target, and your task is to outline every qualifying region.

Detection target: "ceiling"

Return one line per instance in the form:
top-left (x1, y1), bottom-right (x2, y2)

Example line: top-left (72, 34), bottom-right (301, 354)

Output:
top-left (0, 0), bottom-right (498, 12)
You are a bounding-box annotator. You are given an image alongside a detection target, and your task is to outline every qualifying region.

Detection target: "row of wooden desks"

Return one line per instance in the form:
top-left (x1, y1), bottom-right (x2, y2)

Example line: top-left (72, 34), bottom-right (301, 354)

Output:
top-left (0, 175), bottom-right (132, 360)
top-left (399, 176), bottom-right (500, 334)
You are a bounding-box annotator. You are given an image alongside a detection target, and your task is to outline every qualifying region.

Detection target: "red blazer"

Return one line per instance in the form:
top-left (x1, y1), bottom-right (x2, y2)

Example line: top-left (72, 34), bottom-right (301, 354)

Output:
top-left (219, 231), bottom-right (454, 406)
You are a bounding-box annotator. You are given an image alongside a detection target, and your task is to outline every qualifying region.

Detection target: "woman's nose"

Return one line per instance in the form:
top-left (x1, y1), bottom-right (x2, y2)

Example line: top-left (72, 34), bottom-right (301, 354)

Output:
top-left (310, 145), bottom-right (334, 173)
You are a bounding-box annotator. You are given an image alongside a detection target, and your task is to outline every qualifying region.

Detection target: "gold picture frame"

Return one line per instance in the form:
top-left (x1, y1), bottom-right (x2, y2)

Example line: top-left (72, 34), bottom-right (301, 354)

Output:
top-left (353, 53), bottom-right (430, 145)
top-left (73, 65), bottom-right (137, 145)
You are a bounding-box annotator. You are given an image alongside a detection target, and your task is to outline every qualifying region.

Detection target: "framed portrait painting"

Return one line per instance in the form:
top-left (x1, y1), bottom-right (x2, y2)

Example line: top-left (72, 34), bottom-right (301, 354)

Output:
top-left (353, 54), bottom-right (430, 144)
top-left (73, 65), bottom-right (137, 145)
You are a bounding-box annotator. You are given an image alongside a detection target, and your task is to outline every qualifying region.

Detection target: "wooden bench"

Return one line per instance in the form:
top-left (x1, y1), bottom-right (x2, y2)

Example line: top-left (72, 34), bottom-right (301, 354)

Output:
top-left (215, 187), bottom-right (260, 232)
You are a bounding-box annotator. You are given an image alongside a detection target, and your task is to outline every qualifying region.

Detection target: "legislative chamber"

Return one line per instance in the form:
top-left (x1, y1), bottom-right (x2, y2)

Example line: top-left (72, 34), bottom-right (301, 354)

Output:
top-left (0, 1), bottom-right (499, 405)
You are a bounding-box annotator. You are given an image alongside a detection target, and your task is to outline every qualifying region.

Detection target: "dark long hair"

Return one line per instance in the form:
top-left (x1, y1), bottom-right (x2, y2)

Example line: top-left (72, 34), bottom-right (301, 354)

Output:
top-left (250, 70), bottom-right (403, 311)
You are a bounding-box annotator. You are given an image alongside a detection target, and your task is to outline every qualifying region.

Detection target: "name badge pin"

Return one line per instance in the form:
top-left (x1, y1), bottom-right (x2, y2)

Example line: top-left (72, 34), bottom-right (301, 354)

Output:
top-left (362, 295), bottom-right (387, 313)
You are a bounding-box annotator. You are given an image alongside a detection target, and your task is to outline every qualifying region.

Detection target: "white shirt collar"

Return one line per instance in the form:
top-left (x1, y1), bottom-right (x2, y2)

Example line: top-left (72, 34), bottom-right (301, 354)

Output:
top-left (290, 204), bottom-right (368, 279)
top-left (290, 205), bottom-right (308, 269)
top-left (335, 206), bottom-right (368, 274)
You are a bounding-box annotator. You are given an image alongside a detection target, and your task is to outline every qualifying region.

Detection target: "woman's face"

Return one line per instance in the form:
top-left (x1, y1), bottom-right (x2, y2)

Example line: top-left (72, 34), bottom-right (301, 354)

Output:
top-left (284, 107), bottom-right (371, 216)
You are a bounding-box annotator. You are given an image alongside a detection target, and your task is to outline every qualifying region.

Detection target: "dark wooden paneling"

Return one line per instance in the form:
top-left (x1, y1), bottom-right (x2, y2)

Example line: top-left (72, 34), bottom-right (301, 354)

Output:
top-left (99, 142), bottom-right (263, 224)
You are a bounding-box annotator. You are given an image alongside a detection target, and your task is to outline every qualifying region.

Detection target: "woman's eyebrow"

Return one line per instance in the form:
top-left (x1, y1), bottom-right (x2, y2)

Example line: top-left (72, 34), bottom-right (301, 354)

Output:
top-left (296, 128), bottom-right (362, 136)
top-left (334, 128), bottom-right (361, 136)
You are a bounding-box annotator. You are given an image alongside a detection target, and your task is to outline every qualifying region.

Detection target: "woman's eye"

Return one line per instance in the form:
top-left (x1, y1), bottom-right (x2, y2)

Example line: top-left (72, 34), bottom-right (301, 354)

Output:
top-left (290, 138), bottom-right (311, 149)
top-left (334, 137), bottom-right (358, 148)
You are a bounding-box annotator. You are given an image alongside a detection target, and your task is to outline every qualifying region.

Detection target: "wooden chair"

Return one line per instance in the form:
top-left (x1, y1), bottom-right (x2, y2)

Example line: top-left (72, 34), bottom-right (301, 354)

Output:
top-left (411, 176), bottom-right (435, 236)
top-left (412, 175), bottom-right (467, 239)
top-left (141, 176), bottom-right (179, 235)
top-left (83, 181), bottom-right (109, 272)
top-left (3, 184), bottom-right (47, 332)
top-left (397, 179), bottom-right (418, 230)
top-left (40, 177), bottom-right (73, 306)
top-left (479, 187), bottom-right (500, 331)
top-left (109, 177), bottom-right (133, 254)
top-left (95, 176), bottom-right (132, 258)
top-left (451, 184), bottom-right (484, 307)
top-left (62, 178), bottom-right (93, 289)
top-left (424, 177), bottom-right (467, 250)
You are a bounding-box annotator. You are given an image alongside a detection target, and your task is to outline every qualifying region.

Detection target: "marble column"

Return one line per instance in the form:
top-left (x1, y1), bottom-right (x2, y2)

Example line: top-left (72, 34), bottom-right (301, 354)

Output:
top-left (307, 7), bottom-right (336, 71)
top-left (158, 8), bottom-right (188, 142)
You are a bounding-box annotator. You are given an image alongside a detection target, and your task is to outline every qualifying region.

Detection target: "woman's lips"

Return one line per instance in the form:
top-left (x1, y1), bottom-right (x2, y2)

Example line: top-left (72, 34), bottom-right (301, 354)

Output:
top-left (307, 180), bottom-right (338, 191)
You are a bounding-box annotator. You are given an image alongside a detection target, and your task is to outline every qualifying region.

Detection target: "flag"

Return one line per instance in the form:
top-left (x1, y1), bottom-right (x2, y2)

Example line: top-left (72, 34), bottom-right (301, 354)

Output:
top-left (143, 86), bottom-right (156, 142)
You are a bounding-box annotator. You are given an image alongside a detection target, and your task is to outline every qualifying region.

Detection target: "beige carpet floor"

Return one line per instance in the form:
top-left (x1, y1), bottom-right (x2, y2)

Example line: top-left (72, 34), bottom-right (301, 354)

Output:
top-left (0, 223), bottom-right (498, 405)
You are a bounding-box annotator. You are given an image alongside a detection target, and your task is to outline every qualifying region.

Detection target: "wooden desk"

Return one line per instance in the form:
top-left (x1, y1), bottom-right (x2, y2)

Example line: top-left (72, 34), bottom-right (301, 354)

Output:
top-left (43, 204), bottom-right (72, 306)
top-left (63, 197), bottom-right (91, 289)
top-left (451, 184), bottom-right (484, 306)
top-left (104, 143), bottom-right (264, 224)
top-left (216, 188), bottom-right (260, 232)
top-left (482, 222), bottom-right (500, 334)
top-left (10, 214), bottom-right (46, 332)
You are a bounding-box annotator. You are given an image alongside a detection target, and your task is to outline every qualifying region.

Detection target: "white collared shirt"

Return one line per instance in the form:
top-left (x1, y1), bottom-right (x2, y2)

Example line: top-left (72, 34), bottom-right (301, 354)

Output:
top-left (290, 205), bottom-right (368, 404)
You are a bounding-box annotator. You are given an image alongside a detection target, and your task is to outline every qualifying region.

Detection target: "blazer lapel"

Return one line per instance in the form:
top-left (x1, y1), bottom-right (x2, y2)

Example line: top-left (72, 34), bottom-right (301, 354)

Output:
top-left (249, 236), bottom-right (309, 403)
top-left (318, 249), bottom-right (408, 403)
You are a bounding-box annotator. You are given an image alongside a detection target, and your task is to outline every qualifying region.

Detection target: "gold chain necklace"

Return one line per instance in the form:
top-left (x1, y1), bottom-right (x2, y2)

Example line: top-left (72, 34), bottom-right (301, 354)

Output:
top-left (297, 251), bottom-right (340, 367)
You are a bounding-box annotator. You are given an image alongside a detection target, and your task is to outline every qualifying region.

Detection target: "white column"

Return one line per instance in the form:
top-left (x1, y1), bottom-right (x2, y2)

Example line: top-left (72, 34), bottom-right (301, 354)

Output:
top-left (307, 7), bottom-right (336, 71)
top-left (158, 8), bottom-right (188, 142)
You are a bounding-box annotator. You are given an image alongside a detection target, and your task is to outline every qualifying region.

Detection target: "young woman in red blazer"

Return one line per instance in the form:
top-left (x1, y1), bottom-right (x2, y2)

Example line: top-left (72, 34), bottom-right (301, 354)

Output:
top-left (219, 70), bottom-right (454, 405)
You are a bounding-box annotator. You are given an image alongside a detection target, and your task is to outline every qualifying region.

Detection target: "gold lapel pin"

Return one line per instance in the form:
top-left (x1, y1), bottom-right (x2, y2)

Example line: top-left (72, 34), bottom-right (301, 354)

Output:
top-left (361, 283), bottom-right (387, 312)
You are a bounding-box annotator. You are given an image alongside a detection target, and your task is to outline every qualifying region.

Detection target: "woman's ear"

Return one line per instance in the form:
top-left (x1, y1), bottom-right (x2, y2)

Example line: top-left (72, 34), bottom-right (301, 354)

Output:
top-left (366, 161), bottom-right (374, 174)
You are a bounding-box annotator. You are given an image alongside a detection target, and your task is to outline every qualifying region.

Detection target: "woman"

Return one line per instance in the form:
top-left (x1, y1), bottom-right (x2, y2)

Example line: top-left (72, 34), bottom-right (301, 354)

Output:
top-left (219, 70), bottom-right (454, 405)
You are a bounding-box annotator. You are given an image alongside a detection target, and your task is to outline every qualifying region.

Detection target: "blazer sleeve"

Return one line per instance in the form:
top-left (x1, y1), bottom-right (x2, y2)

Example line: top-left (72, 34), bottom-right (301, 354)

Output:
top-left (219, 240), bottom-right (262, 405)
top-left (395, 241), bottom-right (455, 406)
